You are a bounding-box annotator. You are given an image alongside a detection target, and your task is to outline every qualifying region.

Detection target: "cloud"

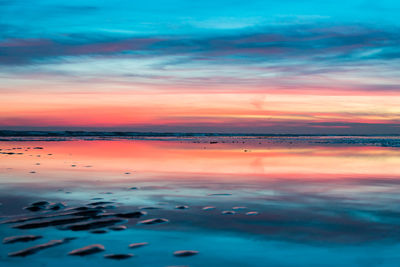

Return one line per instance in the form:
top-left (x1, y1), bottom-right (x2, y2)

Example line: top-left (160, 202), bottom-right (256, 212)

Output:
top-left (0, 35), bottom-right (162, 65)
top-left (0, 23), bottom-right (399, 96)
top-left (0, 23), bottom-right (399, 66)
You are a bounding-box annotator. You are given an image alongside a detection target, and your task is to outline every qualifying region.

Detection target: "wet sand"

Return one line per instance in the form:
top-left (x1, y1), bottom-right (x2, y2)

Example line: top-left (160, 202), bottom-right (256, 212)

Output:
top-left (1, 136), bottom-right (400, 266)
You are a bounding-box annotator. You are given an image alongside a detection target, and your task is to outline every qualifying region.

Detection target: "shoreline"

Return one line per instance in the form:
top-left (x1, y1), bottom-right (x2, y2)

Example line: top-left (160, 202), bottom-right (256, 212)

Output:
top-left (1, 130), bottom-right (400, 138)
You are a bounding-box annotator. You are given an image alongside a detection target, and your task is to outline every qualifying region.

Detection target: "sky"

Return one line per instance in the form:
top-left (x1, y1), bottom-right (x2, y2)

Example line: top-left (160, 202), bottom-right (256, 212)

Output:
top-left (0, 0), bottom-right (399, 134)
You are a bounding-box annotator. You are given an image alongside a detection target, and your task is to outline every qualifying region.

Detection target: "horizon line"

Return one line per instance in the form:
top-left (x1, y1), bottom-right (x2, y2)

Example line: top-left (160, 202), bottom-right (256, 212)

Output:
top-left (1, 130), bottom-right (400, 137)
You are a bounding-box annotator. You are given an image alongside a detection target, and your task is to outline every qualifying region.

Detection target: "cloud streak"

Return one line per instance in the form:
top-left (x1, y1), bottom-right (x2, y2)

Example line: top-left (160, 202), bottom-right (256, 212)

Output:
top-left (1, 24), bottom-right (399, 66)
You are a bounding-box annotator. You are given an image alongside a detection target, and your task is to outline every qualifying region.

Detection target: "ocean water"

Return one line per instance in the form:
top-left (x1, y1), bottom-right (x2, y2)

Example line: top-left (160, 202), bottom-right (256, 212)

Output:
top-left (1, 136), bottom-right (400, 266)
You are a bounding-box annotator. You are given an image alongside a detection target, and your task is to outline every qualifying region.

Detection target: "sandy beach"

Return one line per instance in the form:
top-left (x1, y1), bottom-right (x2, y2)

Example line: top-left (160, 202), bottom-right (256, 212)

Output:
top-left (1, 136), bottom-right (400, 266)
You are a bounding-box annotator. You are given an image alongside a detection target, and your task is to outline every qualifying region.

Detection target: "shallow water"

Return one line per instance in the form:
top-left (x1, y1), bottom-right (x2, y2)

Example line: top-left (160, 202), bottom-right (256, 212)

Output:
top-left (1, 137), bottom-right (400, 266)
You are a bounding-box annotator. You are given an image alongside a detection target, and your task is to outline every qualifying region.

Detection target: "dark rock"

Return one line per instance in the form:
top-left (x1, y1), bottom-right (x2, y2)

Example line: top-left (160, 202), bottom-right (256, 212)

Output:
top-left (109, 225), bottom-right (127, 231)
top-left (31, 201), bottom-right (50, 207)
top-left (173, 250), bottom-right (199, 257)
top-left (175, 205), bottom-right (189, 209)
top-left (13, 216), bottom-right (92, 229)
top-left (48, 202), bottom-right (67, 211)
top-left (3, 235), bottom-right (42, 244)
top-left (246, 211), bottom-right (259, 216)
top-left (91, 229), bottom-right (108, 234)
top-left (88, 201), bottom-right (114, 206)
top-left (139, 206), bottom-right (160, 210)
top-left (8, 238), bottom-right (75, 257)
top-left (222, 211), bottom-right (236, 215)
top-left (115, 211), bottom-right (146, 218)
top-left (71, 209), bottom-right (104, 217)
top-left (104, 253), bottom-right (133, 260)
top-left (62, 218), bottom-right (127, 231)
top-left (208, 193), bottom-right (232, 196)
top-left (129, 242), bottom-right (148, 249)
top-left (3, 215), bottom-right (48, 224)
top-left (2, 208), bottom-right (102, 225)
top-left (137, 218), bottom-right (169, 225)
top-left (72, 206), bottom-right (90, 211)
top-left (94, 212), bottom-right (116, 218)
top-left (24, 206), bottom-right (43, 212)
top-left (68, 244), bottom-right (105, 256)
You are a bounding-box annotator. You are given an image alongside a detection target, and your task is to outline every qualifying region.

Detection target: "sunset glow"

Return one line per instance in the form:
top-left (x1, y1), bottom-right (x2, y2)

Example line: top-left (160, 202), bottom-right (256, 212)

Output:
top-left (1, 1), bottom-right (399, 134)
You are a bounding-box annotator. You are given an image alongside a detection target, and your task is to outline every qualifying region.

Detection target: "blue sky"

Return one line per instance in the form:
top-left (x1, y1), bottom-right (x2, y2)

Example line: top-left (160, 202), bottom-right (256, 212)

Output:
top-left (2, 0), bottom-right (400, 36)
top-left (0, 0), bottom-right (399, 133)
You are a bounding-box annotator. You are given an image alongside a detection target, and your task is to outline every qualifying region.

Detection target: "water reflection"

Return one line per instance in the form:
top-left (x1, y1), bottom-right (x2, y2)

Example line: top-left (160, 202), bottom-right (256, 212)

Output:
top-left (1, 137), bottom-right (400, 266)
top-left (1, 138), bottom-right (400, 180)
